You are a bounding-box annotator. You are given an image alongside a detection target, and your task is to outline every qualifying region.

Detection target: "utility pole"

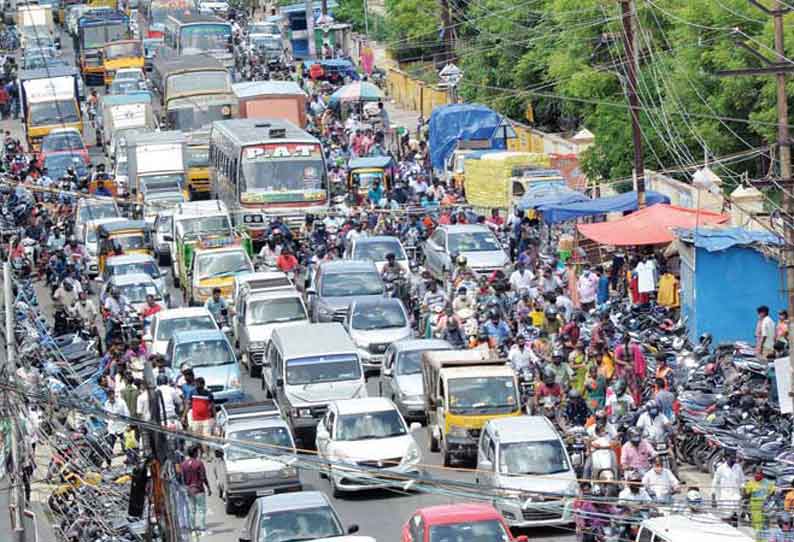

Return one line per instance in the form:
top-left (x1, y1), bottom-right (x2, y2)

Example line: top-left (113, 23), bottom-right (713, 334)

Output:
top-left (717, 1), bottom-right (794, 406)
top-left (439, 0), bottom-right (454, 64)
top-left (4, 262), bottom-right (25, 542)
top-left (305, 0), bottom-right (316, 58)
top-left (620, 0), bottom-right (645, 208)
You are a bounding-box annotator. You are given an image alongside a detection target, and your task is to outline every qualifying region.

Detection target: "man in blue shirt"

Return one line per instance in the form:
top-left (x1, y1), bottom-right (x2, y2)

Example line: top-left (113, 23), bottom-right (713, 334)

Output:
top-left (596, 265), bottom-right (610, 305)
top-left (367, 180), bottom-right (384, 206)
top-left (483, 309), bottom-right (511, 347)
top-left (204, 288), bottom-right (228, 324)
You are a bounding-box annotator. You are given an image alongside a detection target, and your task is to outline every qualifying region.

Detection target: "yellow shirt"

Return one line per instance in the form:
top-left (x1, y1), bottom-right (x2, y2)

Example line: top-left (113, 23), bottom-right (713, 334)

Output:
top-left (530, 310), bottom-right (547, 328)
top-left (657, 273), bottom-right (679, 308)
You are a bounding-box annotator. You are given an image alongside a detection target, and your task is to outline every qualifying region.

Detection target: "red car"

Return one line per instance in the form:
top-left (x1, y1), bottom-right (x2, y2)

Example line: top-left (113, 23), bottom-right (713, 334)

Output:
top-left (401, 504), bottom-right (529, 542)
top-left (39, 128), bottom-right (90, 166)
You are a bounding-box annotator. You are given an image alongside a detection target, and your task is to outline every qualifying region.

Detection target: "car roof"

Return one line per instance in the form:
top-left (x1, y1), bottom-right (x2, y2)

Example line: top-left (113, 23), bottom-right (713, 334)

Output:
top-left (640, 515), bottom-right (753, 541)
top-left (247, 288), bottom-right (302, 302)
top-left (320, 260), bottom-right (378, 274)
top-left (272, 323), bottom-right (354, 358)
top-left (331, 397), bottom-right (395, 415)
top-left (45, 127), bottom-right (82, 137)
top-left (173, 329), bottom-right (227, 343)
top-left (106, 254), bottom-right (156, 266)
top-left (439, 224), bottom-right (492, 234)
top-left (354, 235), bottom-right (402, 246)
top-left (418, 503), bottom-right (502, 525)
top-left (156, 307), bottom-right (214, 321)
top-left (109, 273), bottom-right (156, 286)
top-left (225, 416), bottom-right (290, 433)
top-left (350, 297), bottom-right (404, 311)
top-left (254, 491), bottom-right (331, 514)
top-left (391, 339), bottom-right (452, 353)
top-left (486, 416), bottom-right (558, 443)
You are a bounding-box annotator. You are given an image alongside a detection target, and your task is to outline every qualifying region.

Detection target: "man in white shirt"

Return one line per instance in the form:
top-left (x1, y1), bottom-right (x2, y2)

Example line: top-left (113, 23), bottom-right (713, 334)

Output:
top-left (507, 337), bottom-right (532, 372)
top-left (642, 459), bottom-right (680, 502)
top-left (636, 403), bottom-right (670, 439)
top-left (710, 453), bottom-right (744, 520)
top-left (619, 473), bottom-right (652, 504)
top-left (156, 373), bottom-right (183, 429)
top-left (555, 289), bottom-right (574, 321)
top-left (509, 262), bottom-right (534, 293)
top-left (756, 305), bottom-right (776, 356)
top-left (577, 264), bottom-right (599, 310)
top-left (103, 390), bottom-right (130, 467)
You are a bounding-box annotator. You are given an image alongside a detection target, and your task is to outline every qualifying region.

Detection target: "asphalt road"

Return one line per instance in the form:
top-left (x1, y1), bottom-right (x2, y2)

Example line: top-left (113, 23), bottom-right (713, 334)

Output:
top-left (6, 25), bottom-right (585, 542)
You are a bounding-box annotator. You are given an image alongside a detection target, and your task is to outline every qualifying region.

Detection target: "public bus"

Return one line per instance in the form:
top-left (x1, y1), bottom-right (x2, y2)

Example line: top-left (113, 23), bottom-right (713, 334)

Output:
top-left (75, 10), bottom-right (130, 84)
top-left (150, 54), bottom-right (236, 132)
top-left (209, 119), bottom-right (329, 241)
top-left (163, 12), bottom-right (233, 69)
top-left (140, 0), bottom-right (192, 39)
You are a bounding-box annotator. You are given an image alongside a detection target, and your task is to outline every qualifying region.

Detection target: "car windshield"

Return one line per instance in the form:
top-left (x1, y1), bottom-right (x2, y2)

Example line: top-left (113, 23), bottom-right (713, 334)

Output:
top-left (78, 204), bottom-right (118, 223)
top-left (351, 303), bottom-right (405, 330)
top-left (397, 351), bottom-right (426, 375)
top-left (179, 23), bottom-right (231, 54)
top-left (45, 154), bottom-right (88, 180)
top-left (174, 339), bottom-right (234, 367)
top-left (285, 355), bottom-right (361, 385)
top-left (177, 215), bottom-right (231, 237)
top-left (82, 23), bottom-right (127, 49)
top-left (118, 282), bottom-right (160, 304)
top-left (247, 297), bottom-right (306, 325)
top-left (167, 71), bottom-right (230, 95)
top-left (429, 520), bottom-right (511, 542)
top-left (336, 409), bottom-right (406, 441)
top-left (110, 79), bottom-right (143, 94)
top-left (448, 230), bottom-right (501, 253)
top-left (447, 377), bottom-right (518, 415)
top-left (351, 171), bottom-right (383, 190)
top-left (156, 315), bottom-right (216, 340)
top-left (499, 440), bottom-right (570, 476)
top-left (196, 251), bottom-right (251, 279)
top-left (321, 272), bottom-right (383, 297)
top-left (155, 215), bottom-right (172, 234)
top-left (258, 506), bottom-right (342, 542)
top-left (42, 132), bottom-right (84, 153)
top-left (227, 427), bottom-right (293, 460)
top-left (113, 234), bottom-right (146, 251)
top-left (167, 104), bottom-right (230, 132)
top-left (353, 239), bottom-right (406, 262)
top-left (108, 261), bottom-right (159, 279)
top-left (29, 100), bottom-right (80, 126)
top-left (186, 146), bottom-right (209, 168)
top-left (251, 36), bottom-right (280, 51)
top-left (104, 42), bottom-right (142, 59)
top-left (249, 23), bottom-right (278, 35)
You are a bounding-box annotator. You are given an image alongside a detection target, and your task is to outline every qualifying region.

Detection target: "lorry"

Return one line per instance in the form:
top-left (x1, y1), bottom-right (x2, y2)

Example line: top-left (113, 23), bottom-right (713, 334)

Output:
top-left (232, 81), bottom-right (307, 128)
top-left (17, 4), bottom-right (55, 32)
top-left (19, 66), bottom-right (82, 151)
top-left (184, 130), bottom-right (211, 200)
top-left (463, 151), bottom-right (555, 211)
top-left (125, 131), bottom-right (187, 201)
top-left (100, 94), bottom-right (156, 156)
top-left (421, 350), bottom-right (522, 467)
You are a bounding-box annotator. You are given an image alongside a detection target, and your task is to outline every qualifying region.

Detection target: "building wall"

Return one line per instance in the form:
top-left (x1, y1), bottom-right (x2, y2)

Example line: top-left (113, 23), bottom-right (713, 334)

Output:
top-left (689, 246), bottom-right (786, 345)
top-left (645, 171), bottom-right (724, 213)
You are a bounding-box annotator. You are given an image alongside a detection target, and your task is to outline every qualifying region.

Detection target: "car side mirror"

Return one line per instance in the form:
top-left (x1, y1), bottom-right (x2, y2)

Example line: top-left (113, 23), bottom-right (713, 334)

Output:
top-left (276, 378), bottom-right (284, 387)
top-left (306, 287), bottom-right (316, 296)
top-left (479, 459), bottom-right (493, 471)
top-left (409, 422), bottom-right (421, 432)
top-left (163, 234), bottom-right (173, 242)
top-left (347, 525), bottom-right (359, 535)
top-left (382, 367), bottom-right (392, 377)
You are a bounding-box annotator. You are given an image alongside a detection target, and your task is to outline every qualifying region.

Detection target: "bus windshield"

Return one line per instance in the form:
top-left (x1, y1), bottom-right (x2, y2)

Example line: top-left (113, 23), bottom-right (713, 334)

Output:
top-left (167, 103), bottom-right (230, 132)
top-left (82, 23), bottom-right (128, 49)
top-left (166, 71), bottom-right (229, 95)
top-left (104, 41), bottom-right (143, 59)
top-left (241, 155), bottom-right (325, 193)
top-left (179, 23), bottom-right (230, 54)
top-left (29, 100), bottom-right (80, 126)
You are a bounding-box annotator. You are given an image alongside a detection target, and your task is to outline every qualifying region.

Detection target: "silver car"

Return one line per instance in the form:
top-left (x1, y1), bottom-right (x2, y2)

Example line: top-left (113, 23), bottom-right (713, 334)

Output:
top-left (380, 339), bottom-right (452, 422)
top-left (307, 260), bottom-right (385, 323)
top-left (343, 298), bottom-right (412, 376)
top-left (423, 224), bottom-right (510, 279)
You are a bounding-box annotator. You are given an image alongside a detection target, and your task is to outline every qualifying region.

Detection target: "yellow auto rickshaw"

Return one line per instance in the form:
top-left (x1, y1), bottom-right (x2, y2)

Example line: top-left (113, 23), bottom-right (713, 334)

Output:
top-left (96, 219), bottom-right (152, 273)
top-left (347, 156), bottom-right (393, 206)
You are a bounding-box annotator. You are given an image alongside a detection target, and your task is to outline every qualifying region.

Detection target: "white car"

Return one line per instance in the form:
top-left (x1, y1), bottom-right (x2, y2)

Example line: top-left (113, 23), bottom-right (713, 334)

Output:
top-left (315, 397), bottom-right (422, 497)
top-left (112, 67), bottom-right (146, 84)
top-left (144, 307), bottom-right (218, 356)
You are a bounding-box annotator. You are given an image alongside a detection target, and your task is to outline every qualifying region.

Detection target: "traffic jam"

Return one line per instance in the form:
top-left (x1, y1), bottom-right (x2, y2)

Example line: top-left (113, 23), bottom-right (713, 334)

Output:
top-left (0, 1), bottom-right (787, 542)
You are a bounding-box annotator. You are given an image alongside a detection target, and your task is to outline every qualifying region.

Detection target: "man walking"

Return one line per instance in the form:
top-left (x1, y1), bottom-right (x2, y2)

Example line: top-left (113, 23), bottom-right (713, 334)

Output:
top-left (181, 445), bottom-right (212, 537)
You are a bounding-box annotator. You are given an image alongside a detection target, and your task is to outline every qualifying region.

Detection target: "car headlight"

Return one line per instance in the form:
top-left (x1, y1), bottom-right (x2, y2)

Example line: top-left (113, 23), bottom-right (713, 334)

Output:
top-left (317, 305), bottom-right (333, 317)
top-left (402, 442), bottom-right (421, 465)
top-left (250, 341), bottom-right (266, 350)
top-left (448, 425), bottom-right (468, 439)
top-left (228, 473), bottom-right (246, 483)
top-left (291, 408), bottom-right (313, 418)
top-left (280, 466), bottom-right (297, 478)
top-left (228, 375), bottom-right (240, 389)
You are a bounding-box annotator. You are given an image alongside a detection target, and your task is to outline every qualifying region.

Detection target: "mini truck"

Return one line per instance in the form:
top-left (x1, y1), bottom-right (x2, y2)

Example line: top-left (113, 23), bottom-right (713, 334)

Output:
top-left (214, 400), bottom-right (301, 515)
top-left (19, 66), bottom-right (83, 151)
top-left (422, 350), bottom-right (522, 466)
top-left (125, 130), bottom-right (187, 201)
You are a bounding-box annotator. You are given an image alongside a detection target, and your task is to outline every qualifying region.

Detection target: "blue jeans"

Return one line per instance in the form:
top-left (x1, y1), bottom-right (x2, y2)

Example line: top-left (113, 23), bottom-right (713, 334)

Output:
top-left (187, 492), bottom-right (207, 531)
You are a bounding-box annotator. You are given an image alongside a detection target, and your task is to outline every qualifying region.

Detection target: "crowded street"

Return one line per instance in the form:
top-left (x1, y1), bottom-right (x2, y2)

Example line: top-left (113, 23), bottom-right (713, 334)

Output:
top-left (0, 1), bottom-right (791, 542)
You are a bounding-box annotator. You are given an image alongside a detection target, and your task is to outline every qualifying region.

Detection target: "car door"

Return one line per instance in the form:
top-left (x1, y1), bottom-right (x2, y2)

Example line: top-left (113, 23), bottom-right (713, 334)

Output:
top-left (425, 229), bottom-right (446, 277)
top-left (316, 408), bottom-right (335, 460)
top-left (381, 346), bottom-right (396, 398)
top-left (476, 429), bottom-right (495, 487)
top-left (263, 341), bottom-right (276, 393)
top-left (237, 298), bottom-right (248, 355)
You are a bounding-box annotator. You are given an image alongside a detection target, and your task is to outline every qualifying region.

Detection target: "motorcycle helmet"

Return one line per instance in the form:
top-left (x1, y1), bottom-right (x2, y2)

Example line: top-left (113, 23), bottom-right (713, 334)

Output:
top-left (542, 366), bottom-right (555, 386)
top-left (488, 308), bottom-right (500, 322)
top-left (612, 379), bottom-right (626, 397)
top-left (594, 409), bottom-right (607, 427)
top-left (628, 427), bottom-right (641, 444)
top-left (686, 489), bottom-right (704, 509)
top-left (780, 512), bottom-right (793, 527)
top-left (456, 254), bottom-right (467, 267)
top-left (568, 388), bottom-right (580, 400)
top-left (647, 402), bottom-right (660, 418)
top-left (699, 332), bottom-right (713, 345)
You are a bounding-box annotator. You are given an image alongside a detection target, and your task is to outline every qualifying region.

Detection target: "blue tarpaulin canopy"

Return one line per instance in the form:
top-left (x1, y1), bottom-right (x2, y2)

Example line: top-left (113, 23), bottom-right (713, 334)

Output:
top-left (675, 227), bottom-right (783, 252)
top-left (516, 184), bottom-right (588, 211)
top-left (538, 190), bottom-right (670, 224)
top-left (428, 104), bottom-right (507, 170)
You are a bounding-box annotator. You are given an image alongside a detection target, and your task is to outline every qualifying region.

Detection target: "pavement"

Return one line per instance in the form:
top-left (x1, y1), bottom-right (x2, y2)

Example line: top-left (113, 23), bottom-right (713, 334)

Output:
top-left (0, 24), bottom-right (720, 542)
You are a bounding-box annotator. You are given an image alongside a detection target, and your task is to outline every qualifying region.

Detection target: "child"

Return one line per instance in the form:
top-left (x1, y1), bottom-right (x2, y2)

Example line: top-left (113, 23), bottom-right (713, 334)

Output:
top-left (123, 425), bottom-right (138, 465)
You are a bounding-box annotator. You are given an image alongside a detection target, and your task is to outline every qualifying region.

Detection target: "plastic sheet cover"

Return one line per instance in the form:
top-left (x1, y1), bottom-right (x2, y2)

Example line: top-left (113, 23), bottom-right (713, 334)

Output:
top-left (428, 104), bottom-right (505, 170)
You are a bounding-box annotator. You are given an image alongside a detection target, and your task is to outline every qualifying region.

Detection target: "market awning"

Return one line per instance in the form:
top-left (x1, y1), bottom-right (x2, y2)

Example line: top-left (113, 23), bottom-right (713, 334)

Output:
top-left (577, 204), bottom-right (729, 246)
top-left (516, 184), bottom-right (588, 211)
top-left (537, 190), bottom-right (670, 224)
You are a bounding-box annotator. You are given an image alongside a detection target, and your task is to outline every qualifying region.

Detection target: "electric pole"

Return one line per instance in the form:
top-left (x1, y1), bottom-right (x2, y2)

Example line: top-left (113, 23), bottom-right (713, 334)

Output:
top-left (620, 0), bottom-right (645, 208)
top-left (305, 0), bottom-right (316, 58)
top-left (439, 0), bottom-right (454, 64)
top-left (716, 0), bottom-right (794, 403)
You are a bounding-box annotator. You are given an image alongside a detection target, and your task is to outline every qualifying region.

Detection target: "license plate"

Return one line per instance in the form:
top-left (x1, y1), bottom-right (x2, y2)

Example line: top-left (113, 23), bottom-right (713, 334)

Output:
top-left (256, 489), bottom-right (274, 496)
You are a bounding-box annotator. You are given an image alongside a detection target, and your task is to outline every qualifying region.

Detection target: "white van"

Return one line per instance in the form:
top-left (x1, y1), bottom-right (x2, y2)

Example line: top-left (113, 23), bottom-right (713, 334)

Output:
top-left (636, 514), bottom-right (754, 542)
top-left (264, 323), bottom-right (367, 445)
